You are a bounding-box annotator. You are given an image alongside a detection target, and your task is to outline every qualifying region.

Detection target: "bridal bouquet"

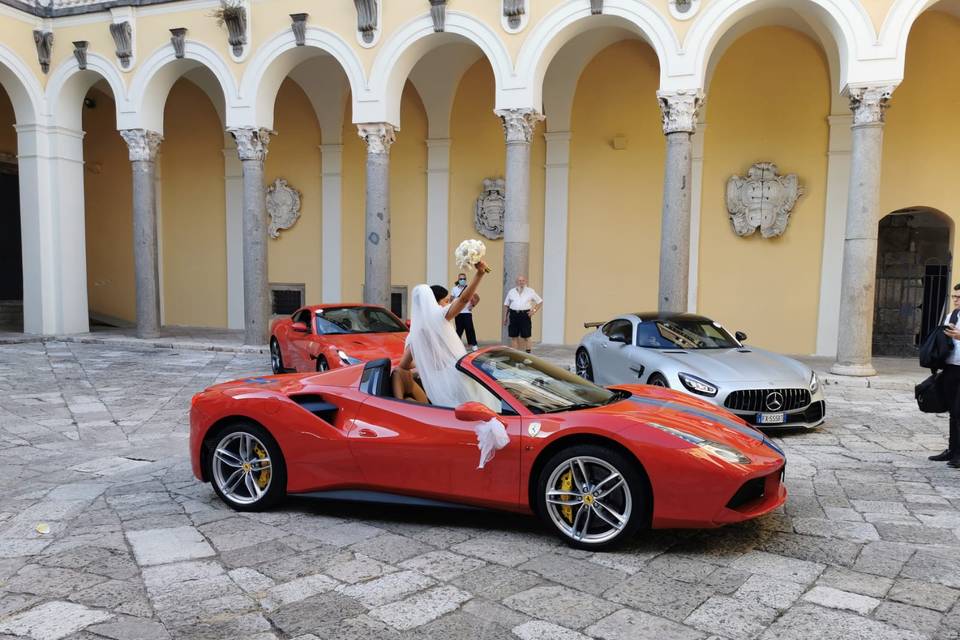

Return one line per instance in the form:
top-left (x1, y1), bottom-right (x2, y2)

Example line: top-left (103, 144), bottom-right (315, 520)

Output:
top-left (455, 239), bottom-right (492, 273)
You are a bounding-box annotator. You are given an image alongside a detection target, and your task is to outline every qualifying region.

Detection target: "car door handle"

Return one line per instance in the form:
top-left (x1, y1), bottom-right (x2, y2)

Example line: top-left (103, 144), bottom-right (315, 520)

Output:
top-left (357, 428), bottom-right (377, 438)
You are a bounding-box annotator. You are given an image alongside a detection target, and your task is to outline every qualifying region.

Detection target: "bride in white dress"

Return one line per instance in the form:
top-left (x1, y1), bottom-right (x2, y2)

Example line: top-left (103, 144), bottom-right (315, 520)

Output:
top-left (393, 261), bottom-right (508, 467)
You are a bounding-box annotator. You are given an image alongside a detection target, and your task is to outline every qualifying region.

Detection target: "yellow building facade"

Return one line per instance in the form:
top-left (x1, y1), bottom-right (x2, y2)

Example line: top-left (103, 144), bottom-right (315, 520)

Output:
top-left (0, 0), bottom-right (954, 375)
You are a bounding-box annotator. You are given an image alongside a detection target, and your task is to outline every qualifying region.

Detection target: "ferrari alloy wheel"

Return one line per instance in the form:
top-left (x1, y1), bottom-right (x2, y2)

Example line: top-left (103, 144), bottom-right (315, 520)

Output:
top-left (208, 423), bottom-right (286, 511)
top-left (648, 373), bottom-right (669, 388)
top-left (575, 349), bottom-right (594, 381)
top-left (270, 339), bottom-right (284, 375)
top-left (316, 356), bottom-right (329, 372)
top-left (536, 445), bottom-right (645, 549)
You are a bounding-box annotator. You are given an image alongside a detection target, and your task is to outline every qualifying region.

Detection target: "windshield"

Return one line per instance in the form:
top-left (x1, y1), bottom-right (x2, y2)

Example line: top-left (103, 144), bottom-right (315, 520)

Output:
top-left (471, 349), bottom-right (624, 414)
top-left (314, 307), bottom-right (407, 335)
top-left (636, 319), bottom-right (739, 349)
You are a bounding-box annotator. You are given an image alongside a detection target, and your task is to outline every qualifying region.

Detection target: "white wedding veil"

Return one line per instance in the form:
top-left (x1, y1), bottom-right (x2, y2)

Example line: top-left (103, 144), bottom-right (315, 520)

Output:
top-left (407, 284), bottom-right (467, 374)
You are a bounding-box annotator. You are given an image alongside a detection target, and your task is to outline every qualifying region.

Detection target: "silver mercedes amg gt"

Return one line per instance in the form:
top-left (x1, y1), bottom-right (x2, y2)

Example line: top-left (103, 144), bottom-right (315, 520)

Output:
top-left (575, 312), bottom-right (826, 429)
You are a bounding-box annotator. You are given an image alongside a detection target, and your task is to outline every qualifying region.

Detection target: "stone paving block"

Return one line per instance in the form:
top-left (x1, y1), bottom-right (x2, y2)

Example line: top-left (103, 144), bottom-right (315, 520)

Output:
top-left (326, 554), bottom-right (397, 584)
top-left (399, 550), bottom-right (485, 581)
top-left (518, 553), bottom-right (628, 596)
top-left (0, 600), bottom-right (113, 640)
top-left (733, 573), bottom-right (806, 610)
top-left (412, 611), bottom-right (514, 640)
top-left (603, 571), bottom-right (715, 622)
top-left (793, 517), bottom-right (880, 543)
top-left (587, 607), bottom-right (704, 640)
top-left (461, 597), bottom-right (532, 629)
top-left (644, 554), bottom-right (719, 583)
top-left (802, 586), bottom-right (880, 615)
top-left (369, 585), bottom-right (471, 630)
top-left (4, 563), bottom-right (107, 598)
top-left (505, 584), bottom-right (620, 630)
top-left (348, 533), bottom-right (432, 564)
top-left (337, 569), bottom-right (435, 607)
top-left (817, 566), bottom-right (894, 598)
top-left (900, 548), bottom-right (960, 589)
top-left (125, 526), bottom-right (215, 566)
top-left (512, 620), bottom-right (591, 640)
top-left (228, 567), bottom-right (276, 594)
top-left (260, 573), bottom-right (338, 611)
top-left (86, 616), bottom-right (171, 640)
top-left (451, 564), bottom-right (542, 600)
top-left (873, 600), bottom-right (944, 635)
top-left (888, 578), bottom-right (960, 612)
top-left (759, 603), bottom-right (926, 640)
top-left (687, 595), bottom-right (779, 640)
top-left (852, 540), bottom-right (917, 578)
top-left (451, 533), bottom-right (553, 567)
top-left (730, 550), bottom-right (824, 584)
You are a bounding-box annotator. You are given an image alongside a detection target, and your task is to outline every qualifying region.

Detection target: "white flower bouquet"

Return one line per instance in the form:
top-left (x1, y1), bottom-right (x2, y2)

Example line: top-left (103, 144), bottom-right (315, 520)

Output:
top-left (455, 239), bottom-right (492, 273)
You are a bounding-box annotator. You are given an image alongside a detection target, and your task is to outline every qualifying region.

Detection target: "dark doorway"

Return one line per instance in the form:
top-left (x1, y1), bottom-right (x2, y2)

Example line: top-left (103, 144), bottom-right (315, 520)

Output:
top-left (873, 209), bottom-right (952, 357)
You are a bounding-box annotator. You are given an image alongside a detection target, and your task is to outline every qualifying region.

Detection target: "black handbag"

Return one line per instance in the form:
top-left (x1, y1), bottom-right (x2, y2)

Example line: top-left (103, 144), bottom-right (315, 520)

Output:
top-left (919, 326), bottom-right (954, 371)
top-left (916, 373), bottom-right (950, 414)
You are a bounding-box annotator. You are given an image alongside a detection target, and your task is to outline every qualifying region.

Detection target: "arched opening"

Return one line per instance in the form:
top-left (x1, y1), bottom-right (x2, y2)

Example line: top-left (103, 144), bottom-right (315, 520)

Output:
top-left (873, 208), bottom-right (953, 356)
top-left (0, 84), bottom-right (18, 330)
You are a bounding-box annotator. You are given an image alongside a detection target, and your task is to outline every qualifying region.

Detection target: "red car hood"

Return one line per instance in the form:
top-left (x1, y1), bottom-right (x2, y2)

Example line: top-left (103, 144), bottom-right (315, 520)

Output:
top-left (595, 385), bottom-right (778, 455)
top-left (319, 332), bottom-right (407, 361)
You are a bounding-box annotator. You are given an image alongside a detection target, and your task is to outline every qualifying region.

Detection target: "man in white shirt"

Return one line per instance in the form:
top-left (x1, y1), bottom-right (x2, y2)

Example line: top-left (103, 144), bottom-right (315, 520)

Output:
top-left (503, 275), bottom-right (543, 353)
top-left (937, 286), bottom-right (960, 468)
top-left (451, 272), bottom-right (479, 351)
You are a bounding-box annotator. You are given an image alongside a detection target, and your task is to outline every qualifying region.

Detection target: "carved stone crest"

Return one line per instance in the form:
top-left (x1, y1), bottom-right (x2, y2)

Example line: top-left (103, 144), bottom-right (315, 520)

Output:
top-left (266, 178), bottom-right (302, 239)
top-left (726, 162), bottom-right (804, 238)
top-left (474, 178), bottom-right (505, 240)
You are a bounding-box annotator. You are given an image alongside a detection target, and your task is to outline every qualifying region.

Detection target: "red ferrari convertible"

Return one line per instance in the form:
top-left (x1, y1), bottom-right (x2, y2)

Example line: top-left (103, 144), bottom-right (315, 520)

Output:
top-left (190, 347), bottom-right (786, 549)
top-left (270, 304), bottom-right (408, 374)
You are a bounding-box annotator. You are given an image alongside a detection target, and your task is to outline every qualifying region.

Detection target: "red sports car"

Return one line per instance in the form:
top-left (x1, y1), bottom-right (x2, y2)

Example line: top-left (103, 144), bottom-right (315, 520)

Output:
top-left (269, 304), bottom-right (408, 374)
top-left (190, 347), bottom-right (786, 549)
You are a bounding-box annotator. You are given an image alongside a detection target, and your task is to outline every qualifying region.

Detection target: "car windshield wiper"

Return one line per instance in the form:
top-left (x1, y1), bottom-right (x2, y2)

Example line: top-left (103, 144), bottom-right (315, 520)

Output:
top-left (543, 402), bottom-right (600, 414)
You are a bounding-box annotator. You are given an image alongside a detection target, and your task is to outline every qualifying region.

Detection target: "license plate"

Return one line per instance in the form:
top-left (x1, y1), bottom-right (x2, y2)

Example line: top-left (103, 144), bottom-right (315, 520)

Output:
top-left (757, 412), bottom-right (785, 425)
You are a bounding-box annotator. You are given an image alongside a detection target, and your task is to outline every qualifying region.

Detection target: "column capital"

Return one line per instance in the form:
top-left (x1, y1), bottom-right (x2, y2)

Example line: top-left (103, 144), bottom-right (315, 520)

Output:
top-left (119, 128), bottom-right (163, 162)
top-left (228, 127), bottom-right (273, 161)
top-left (657, 90), bottom-right (704, 134)
top-left (357, 123), bottom-right (397, 155)
top-left (847, 85), bottom-right (895, 126)
top-left (495, 108), bottom-right (544, 144)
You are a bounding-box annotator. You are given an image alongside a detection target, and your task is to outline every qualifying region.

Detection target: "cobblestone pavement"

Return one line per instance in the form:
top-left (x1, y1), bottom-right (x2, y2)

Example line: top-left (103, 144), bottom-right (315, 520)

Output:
top-left (0, 341), bottom-right (958, 640)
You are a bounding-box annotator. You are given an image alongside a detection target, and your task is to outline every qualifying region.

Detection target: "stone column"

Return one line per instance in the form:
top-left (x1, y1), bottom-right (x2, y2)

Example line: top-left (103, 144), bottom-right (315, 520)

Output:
top-left (496, 108), bottom-right (544, 342)
top-left (425, 138), bottom-right (451, 285)
top-left (357, 123), bottom-right (396, 308)
top-left (656, 90), bottom-right (703, 313)
top-left (120, 128), bottom-right (163, 339)
top-left (320, 143), bottom-right (344, 303)
top-left (228, 127), bottom-right (272, 346)
top-left (542, 130), bottom-right (571, 345)
top-left (831, 86), bottom-right (894, 376)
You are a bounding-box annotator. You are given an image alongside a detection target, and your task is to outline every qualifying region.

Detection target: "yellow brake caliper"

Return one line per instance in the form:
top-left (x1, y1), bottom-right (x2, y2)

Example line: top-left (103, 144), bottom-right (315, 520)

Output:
top-left (559, 469), bottom-right (574, 524)
top-left (253, 444), bottom-right (270, 489)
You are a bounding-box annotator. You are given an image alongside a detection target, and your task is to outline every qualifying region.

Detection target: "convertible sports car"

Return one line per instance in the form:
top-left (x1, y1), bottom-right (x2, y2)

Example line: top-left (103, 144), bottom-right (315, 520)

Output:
top-left (190, 347), bottom-right (786, 549)
top-left (576, 313), bottom-right (826, 430)
top-left (270, 304), bottom-right (408, 374)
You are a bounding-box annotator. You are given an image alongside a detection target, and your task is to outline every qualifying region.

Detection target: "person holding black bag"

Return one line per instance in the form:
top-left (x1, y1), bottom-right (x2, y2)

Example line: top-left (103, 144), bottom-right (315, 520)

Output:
top-left (927, 286), bottom-right (960, 467)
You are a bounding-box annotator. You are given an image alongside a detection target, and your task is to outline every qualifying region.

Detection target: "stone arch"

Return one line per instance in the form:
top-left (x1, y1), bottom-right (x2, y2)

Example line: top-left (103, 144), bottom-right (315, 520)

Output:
top-left (46, 53), bottom-right (127, 130)
top-left (365, 11), bottom-right (512, 126)
top-left (0, 44), bottom-right (43, 125)
top-left (514, 0), bottom-right (677, 112)
top-left (125, 40), bottom-right (237, 134)
top-left (685, 0), bottom-right (875, 92)
top-left (882, 0), bottom-right (955, 81)
top-left (238, 26), bottom-right (364, 130)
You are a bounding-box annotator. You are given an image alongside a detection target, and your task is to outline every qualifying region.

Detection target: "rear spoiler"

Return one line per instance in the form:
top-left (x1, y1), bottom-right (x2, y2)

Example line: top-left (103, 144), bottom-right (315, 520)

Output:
top-left (584, 321), bottom-right (604, 329)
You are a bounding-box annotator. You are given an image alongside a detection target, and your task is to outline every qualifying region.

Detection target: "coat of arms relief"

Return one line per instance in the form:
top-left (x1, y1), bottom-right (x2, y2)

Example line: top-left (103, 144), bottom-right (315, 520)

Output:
top-left (266, 178), bottom-right (302, 239)
top-left (726, 162), bottom-right (805, 239)
top-left (475, 177), bottom-right (505, 240)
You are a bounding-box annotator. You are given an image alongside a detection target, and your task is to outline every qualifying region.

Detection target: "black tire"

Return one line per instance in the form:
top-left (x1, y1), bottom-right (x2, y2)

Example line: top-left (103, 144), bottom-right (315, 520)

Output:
top-left (575, 348), bottom-right (594, 382)
top-left (270, 339), bottom-right (285, 375)
top-left (534, 443), bottom-right (647, 550)
top-left (206, 421), bottom-right (287, 512)
top-left (316, 356), bottom-right (329, 372)
top-left (647, 373), bottom-right (669, 388)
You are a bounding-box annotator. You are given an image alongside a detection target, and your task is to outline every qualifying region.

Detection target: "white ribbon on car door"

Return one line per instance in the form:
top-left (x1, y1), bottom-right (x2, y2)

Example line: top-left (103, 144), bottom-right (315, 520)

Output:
top-left (475, 418), bottom-right (509, 469)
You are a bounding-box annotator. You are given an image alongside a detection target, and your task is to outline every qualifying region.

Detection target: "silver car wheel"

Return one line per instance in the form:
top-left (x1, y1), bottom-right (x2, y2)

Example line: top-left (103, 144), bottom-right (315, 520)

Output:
top-left (544, 455), bottom-right (632, 545)
top-left (270, 341), bottom-right (282, 374)
top-left (211, 432), bottom-right (273, 506)
top-left (575, 350), bottom-right (592, 380)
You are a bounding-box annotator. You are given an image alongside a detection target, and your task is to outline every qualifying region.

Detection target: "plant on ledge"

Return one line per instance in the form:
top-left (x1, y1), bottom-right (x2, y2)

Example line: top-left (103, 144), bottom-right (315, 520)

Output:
top-left (211, 0), bottom-right (246, 56)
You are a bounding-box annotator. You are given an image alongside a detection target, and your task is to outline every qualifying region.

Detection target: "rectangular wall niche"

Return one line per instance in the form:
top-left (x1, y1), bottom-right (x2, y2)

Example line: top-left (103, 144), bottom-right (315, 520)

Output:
top-left (270, 283), bottom-right (305, 315)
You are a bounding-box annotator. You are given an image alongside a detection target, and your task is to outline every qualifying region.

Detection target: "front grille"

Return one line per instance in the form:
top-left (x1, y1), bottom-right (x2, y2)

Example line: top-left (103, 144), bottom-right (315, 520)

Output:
top-left (724, 388), bottom-right (811, 413)
top-left (726, 477), bottom-right (766, 510)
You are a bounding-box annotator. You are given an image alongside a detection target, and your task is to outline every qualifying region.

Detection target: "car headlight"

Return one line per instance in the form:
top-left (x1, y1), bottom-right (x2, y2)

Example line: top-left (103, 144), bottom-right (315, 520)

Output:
top-left (678, 372), bottom-right (718, 397)
top-left (810, 371), bottom-right (819, 393)
top-left (337, 350), bottom-right (362, 366)
top-left (649, 422), bottom-right (751, 464)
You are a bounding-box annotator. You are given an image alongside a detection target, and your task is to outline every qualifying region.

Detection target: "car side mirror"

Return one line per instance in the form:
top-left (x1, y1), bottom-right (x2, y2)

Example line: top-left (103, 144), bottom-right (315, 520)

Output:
top-left (291, 321), bottom-right (308, 333)
top-left (405, 319), bottom-right (411, 329)
top-left (609, 334), bottom-right (628, 345)
top-left (735, 331), bottom-right (747, 342)
top-left (454, 401), bottom-right (496, 423)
